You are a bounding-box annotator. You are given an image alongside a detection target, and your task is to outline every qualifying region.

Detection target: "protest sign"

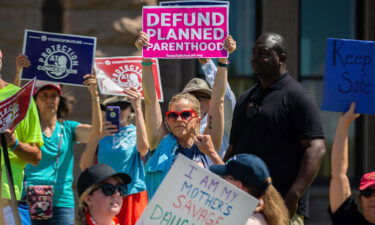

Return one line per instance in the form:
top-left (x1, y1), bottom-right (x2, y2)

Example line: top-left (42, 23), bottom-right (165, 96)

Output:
top-left (0, 79), bottom-right (36, 133)
top-left (142, 5), bottom-right (229, 58)
top-left (21, 29), bottom-right (96, 86)
top-left (95, 57), bottom-right (164, 102)
top-left (159, 0), bottom-right (229, 6)
top-left (136, 155), bottom-right (258, 225)
top-left (322, 38), bottom-right (375, 114)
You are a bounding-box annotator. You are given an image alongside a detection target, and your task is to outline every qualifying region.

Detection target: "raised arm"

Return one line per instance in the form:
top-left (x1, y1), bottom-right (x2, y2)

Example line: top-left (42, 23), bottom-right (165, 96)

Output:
top-left (124, 87), bottom-right (149, 157)
top-left (13, 54), bottom-right (31, 87)
top-left (136, 31), bottom-right (167, 150)
top-left (201, 58), bottom-right (236, 133)
top-left (330, 102), bottom-right (359, 213)
top-left (203, 36), bottom-right (236, 150)
top-left (75, 73), bottom-right (102, 143)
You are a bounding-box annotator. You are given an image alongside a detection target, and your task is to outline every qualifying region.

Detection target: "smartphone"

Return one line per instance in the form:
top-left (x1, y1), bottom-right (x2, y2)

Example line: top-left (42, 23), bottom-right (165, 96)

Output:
top-left (106, 106), bottom-right (120, 133)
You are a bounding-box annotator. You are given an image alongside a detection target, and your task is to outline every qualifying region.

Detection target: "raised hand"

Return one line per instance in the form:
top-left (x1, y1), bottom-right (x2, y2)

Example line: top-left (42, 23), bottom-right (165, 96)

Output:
top-left (135, 31), bottom-right (150, 50)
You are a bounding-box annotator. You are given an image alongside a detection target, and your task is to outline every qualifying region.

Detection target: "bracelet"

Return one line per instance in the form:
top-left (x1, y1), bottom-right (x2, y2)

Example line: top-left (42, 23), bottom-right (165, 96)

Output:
top-left (141, 61), bottom-right (153, 66)
top-left (218, 61), bottom-right (229, 68)
top-left (10, 139), bottom-right (19, 151)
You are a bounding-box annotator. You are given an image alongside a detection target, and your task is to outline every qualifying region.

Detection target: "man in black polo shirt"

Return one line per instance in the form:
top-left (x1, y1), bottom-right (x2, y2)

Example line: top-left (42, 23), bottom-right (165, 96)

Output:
top-left (224, 33), bottom-right (326, 224)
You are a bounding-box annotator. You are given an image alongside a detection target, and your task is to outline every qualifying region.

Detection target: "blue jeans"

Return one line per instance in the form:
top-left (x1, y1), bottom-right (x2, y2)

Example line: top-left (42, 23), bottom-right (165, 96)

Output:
top-left (31, 207), bottom-right (74, 225)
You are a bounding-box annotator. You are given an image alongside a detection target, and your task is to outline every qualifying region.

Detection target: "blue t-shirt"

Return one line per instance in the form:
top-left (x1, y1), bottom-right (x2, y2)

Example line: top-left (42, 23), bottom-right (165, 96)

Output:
top-left (175, 145), bottom-right (208, 167)
top-left (24, 120), bottom-right (79, 208)
top-left (98, 124), bottom-right (146, 195)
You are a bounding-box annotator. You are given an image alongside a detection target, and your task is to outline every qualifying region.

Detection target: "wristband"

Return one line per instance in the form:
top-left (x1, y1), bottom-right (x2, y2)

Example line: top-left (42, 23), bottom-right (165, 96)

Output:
top-left (141, 61), bottom-right (153, 66)
top-left (10, 139), bottom-right (19, 151)
top-left (218, 61), bottom-right (229, 68)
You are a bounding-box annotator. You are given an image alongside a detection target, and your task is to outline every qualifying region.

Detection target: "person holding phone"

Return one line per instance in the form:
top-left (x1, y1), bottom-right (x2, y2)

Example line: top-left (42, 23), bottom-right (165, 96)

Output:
top-left (80, 88), bottom-right (149, 225)
top-left (135, 32), bottom-right (236, 199)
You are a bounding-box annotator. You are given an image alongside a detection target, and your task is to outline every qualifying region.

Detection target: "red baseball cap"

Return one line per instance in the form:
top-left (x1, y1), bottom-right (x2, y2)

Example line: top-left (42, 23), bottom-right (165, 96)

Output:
top-left (359, 171), bottom-right (375, 190)
top-left (34, 81), bottom-right (62, 96)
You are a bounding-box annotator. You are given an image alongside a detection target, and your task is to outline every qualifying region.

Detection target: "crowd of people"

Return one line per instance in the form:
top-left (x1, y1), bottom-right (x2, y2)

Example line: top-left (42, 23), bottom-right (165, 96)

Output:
top-left (0, 31), bottom-right (374, 225)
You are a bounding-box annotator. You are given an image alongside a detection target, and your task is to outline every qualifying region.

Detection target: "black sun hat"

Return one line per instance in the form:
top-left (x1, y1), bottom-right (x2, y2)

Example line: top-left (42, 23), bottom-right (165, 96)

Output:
top-left (77, 163), bottom-right (131, 197)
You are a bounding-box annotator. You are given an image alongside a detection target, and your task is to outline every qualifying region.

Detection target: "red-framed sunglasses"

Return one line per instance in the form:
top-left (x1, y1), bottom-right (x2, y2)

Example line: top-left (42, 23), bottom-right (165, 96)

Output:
top-left (166, 110), bottom-right (198, 122)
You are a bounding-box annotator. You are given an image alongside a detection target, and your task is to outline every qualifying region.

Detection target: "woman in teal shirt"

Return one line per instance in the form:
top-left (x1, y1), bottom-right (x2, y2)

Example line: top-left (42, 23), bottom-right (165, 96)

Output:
top-left (14, 56), bottom-right (102, 225)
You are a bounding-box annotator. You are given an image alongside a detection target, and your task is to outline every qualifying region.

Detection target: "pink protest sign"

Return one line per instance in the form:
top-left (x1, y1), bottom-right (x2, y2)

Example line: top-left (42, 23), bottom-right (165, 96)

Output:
top-left (95, 57), bottom-right (163, 102)
top-left (142, 5), bottom-right (229, 59)
top-left (0, 79), bottom-right (36, 133)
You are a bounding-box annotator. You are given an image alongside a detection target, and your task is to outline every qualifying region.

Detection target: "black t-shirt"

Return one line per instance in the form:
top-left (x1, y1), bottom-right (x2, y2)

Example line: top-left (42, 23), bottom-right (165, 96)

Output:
top-left (329, 196), bottom-right (375, 225)
top-left (229, 74), bottom-right (324, 218)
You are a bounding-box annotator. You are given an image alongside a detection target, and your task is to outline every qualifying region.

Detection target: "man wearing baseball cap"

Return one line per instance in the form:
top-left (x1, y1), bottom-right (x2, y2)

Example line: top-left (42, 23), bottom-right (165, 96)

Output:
top-left (0, 49), bottom-right (43, 224)
top-left (210, 154), bottom-right (290, 225)
top-left (330, 103), bottom-right (375, 225)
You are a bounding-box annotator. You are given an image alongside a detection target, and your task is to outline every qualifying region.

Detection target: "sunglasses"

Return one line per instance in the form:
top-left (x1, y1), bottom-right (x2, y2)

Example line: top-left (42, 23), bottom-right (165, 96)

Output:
top-left (194, 95), bottom-right (211, 101)
top-left (360, 188), bottom-right (375, 198)
top-left (91, 183), bottom-right (127, 196)
top-left (166, 110), bottom-right (198, 122)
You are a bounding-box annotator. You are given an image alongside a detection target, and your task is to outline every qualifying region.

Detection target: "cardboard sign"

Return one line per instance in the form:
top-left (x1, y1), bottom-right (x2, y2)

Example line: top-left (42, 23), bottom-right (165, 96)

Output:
top-left (142, 6), bottom-right (229, 59)
top-left (21, 29), bottom-right (96, 86)
top-left (322, 38), bottom-right (375, 114)
top-left (159, 0), bottom-right (229, 6)
top-left (0, 79), bottom-right (36, 133)
top-left (95, 57), bottom-right (163, 101)
top-left (136, 155), bottom-right (258, 225)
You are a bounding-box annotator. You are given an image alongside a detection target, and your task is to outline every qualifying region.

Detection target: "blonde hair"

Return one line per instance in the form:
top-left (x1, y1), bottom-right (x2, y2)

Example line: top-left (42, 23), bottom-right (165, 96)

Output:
top-left (75, 183), bottom-right (102, 225)
top-left (168, 92), bottom-right (200, 117)
top-left (75, 176), bottom-right (125, 225)
top-left (262, 185), bottom-right (290, 225)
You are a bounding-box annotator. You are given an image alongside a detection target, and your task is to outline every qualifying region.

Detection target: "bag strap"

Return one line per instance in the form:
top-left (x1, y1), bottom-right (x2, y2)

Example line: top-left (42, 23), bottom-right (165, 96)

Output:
top-left (0, 133), bottom-right (22, 225)
top-left (52, 121), bottom-right (64, 186)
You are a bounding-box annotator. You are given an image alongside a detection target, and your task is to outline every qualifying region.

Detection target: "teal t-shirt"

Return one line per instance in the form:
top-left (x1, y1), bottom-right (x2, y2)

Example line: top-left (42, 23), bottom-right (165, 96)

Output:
top-left (98, 124), bottom-right (146, 195)
top-left (24, 120), bottom-right (79, 208)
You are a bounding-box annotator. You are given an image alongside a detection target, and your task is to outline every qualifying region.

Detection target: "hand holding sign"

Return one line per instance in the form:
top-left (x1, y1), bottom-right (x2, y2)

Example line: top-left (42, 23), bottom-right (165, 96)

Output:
top-left (135, 31), bottom-right (150, 51)
top-left (339, 102), bottom-right (360, 127)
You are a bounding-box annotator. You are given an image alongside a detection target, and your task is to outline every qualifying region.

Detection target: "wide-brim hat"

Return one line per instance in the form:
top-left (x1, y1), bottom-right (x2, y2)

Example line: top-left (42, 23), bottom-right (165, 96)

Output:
top-left (34, 81), bottom-right (62, 96)
top-left (77, 163), bottom-right (131, 197)
top-left (182, 78), bottom-right (212, 96)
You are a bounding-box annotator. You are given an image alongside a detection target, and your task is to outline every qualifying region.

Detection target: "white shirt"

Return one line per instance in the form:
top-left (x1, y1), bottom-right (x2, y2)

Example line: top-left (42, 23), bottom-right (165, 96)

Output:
top-left (246, 213), bottom-right (268, 225)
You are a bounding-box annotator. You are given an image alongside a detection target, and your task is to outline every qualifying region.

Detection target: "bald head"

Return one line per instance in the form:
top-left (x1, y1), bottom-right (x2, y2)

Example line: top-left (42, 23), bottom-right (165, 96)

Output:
top-left (255, 33), bottom-right (287, 58)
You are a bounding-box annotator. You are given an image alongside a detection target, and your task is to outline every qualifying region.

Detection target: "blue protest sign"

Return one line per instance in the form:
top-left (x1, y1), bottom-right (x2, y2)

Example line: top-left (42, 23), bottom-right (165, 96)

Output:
top-left (159, 0), bottom-right (229, 6)
top-left (322, 38), bottom-right (375, 114)
top-left (21, 30), bottom-right (96, 86)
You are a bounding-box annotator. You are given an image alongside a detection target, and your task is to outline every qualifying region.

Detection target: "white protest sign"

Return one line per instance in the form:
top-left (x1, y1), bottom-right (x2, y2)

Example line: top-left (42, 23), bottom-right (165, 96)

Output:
top-left (136, 155), bottom-right (258, 225)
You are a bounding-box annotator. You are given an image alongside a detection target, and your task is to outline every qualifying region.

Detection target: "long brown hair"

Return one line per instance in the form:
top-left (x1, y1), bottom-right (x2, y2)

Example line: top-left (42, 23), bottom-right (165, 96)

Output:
top-left (262, 185), bottom-right (290, 225)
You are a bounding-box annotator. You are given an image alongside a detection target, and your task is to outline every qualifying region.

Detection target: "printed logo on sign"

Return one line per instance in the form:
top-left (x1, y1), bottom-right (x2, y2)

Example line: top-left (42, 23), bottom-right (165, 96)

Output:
top-left (0, 104), bottom-right (19, 132)
top-left (112, 64), bottom-right (142, 90)
top-left (37, 44), bottom-right (79, 79)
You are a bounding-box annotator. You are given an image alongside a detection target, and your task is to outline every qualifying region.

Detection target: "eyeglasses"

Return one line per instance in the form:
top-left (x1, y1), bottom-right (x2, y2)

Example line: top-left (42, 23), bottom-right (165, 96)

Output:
top-left (91, 183), bottom-right (127, 196)
top-left (360, 188), bottom-right (375, 198)
top-left (246, 90), bottom-right (263, 119)
top-left (166, 110), bottom-right (198, 122)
